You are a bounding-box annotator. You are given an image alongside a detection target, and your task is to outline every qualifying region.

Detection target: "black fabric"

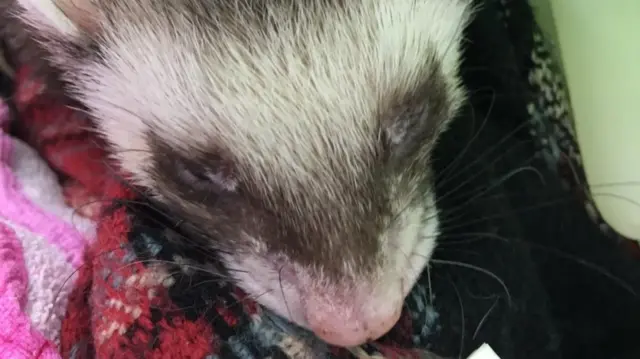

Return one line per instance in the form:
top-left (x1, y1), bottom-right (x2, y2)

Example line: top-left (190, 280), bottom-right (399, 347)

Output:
top-left (428, 1), bottom-right (640, 358)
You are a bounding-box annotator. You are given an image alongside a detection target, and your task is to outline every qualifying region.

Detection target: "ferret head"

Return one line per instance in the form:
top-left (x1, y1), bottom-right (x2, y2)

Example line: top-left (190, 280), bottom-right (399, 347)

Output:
top-left (15, 0), bottom-right (471, 347)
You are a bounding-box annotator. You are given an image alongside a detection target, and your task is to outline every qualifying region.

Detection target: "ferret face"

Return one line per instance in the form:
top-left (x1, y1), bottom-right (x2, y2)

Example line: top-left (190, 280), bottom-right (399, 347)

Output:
top-left (14, 0), bottom-right (471, 347)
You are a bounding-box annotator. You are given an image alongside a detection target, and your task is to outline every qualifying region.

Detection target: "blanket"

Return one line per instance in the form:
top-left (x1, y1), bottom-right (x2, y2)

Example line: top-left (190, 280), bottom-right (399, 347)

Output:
top-left (0, 89), bottom-right (90, 357)
top-left (0, 67), bottom-right (105, 358)
top-left (2, 0), bottom-right (640, 358)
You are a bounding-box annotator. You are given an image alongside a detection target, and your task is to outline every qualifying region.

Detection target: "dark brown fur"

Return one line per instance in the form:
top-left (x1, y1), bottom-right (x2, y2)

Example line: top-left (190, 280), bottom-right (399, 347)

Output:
top-left (146, 61), bottom-right (451, 282)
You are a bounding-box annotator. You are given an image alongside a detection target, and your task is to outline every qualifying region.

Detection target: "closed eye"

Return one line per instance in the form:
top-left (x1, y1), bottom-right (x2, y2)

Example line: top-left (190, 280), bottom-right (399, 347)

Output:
top-left (175, 159), bottom-right (238, 193)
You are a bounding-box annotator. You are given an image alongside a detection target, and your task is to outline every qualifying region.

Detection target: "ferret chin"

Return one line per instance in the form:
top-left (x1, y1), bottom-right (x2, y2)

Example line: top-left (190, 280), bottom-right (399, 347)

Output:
top-left (4, 0), bottom-right (473, 347)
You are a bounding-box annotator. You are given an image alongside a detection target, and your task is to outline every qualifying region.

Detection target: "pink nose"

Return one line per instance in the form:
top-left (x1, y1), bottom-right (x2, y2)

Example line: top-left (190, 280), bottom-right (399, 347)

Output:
top-left (303, 296), bottom-right (403, 347)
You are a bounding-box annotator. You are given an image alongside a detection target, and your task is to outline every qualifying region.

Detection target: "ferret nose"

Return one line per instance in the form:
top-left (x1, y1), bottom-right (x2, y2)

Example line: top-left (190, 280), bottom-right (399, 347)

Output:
top-left (303, 293), bottom-right (403, 347)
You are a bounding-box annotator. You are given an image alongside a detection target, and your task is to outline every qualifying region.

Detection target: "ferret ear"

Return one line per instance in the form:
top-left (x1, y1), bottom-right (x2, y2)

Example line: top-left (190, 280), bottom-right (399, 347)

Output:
top-left (16, 0), bottom-right (98, 39)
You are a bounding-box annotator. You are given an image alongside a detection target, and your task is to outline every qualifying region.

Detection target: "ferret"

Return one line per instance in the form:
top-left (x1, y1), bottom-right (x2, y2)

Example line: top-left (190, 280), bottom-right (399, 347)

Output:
top-left (1, 0), bottom-right (472, 348)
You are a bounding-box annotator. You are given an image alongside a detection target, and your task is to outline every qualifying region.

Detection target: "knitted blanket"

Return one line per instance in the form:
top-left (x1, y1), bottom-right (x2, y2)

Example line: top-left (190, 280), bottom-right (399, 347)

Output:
top-left (2, 1), bottom-right (640, 359)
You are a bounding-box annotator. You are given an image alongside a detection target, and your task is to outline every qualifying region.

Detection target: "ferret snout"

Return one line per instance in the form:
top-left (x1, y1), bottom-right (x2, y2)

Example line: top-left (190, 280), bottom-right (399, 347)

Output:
top-left (225, 236), bottom-right (430, 347)
top-left (266, 261), bottom-right (408, 346)
top-left (224, 199), bottom-right (439, 347)
top-left (301, 285), bottom-right (405, 347)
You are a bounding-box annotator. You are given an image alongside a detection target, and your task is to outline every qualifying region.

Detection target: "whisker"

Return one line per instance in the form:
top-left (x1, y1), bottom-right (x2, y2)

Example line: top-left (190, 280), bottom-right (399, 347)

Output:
top-left (438, 164), bottom-right (544, 223)
top-left (278, 264), bottom-right (294, 321)
top-left (430, 258), bottom-right (512, 305)
top-left (526, 242), bottom-right (638, 297)
top-left (426, 264), bottom-right (434, 305)
top-left (435, 142), bottom-right (538, 206)
top-left (434, 90), bottom-right (495, 184)
top-left (110, 258), bottom-right (231, 280)
top-left (591, 192), bottom-right (640, 210)
top-left (435, 231), bottom-right (510, 245)
top-left (437, 196), bottom-right (577, 231)
top-left (472, 296), bottom-right (498, 340)
top-left (448, 274), bottom-right (465, 359)
top-left (435, 115), bottom-right (533, 188)
top-left (437, 188), bottom-right (640, 234)
top-left (428, 228), bottom-right (638, 298)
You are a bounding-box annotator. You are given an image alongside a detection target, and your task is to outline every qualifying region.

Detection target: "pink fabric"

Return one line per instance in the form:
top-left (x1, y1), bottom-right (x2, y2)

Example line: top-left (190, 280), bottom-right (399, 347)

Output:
top-left (0, 100), bottom-right (96, 357)
top-left (0, 115), bottom-right (91, 268)
top-left (0, 223), bottom-right (59, 359)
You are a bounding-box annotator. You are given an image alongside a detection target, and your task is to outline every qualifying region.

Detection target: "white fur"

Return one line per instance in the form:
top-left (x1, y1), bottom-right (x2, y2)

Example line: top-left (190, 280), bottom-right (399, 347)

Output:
top-left (15, 0), bottom-right (80, 38)
top-left (17, 0), bottom-right (471, 198)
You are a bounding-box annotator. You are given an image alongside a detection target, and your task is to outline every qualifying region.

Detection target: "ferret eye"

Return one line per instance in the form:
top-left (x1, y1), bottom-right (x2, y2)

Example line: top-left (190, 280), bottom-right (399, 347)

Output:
top-left (176, 160), bottom-right (238, 193)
